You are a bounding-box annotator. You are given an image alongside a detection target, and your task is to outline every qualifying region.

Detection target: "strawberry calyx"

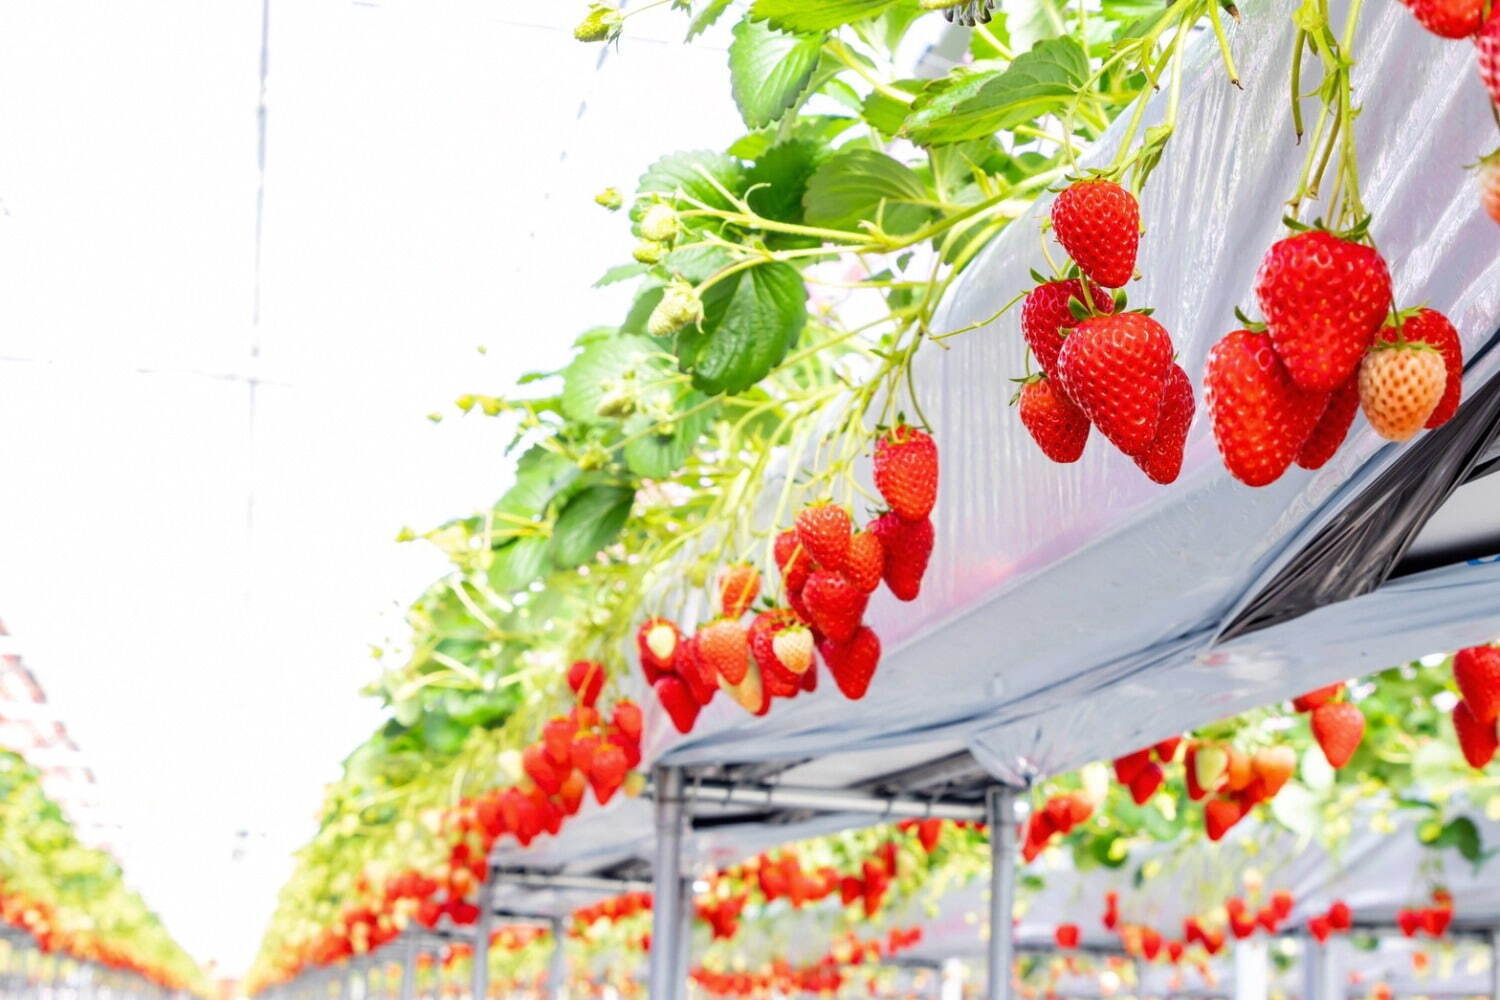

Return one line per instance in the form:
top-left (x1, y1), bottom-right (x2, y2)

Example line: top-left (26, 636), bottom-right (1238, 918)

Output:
top-left (1281, 213), bottom-right (1375, 246)
top-left (1231, 306), bottom-right (1267, 334)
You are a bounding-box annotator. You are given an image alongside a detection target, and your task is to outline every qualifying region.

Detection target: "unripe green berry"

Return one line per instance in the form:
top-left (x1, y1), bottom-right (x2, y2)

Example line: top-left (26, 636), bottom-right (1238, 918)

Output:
top-left (647, 278), bottom-right (703, 337)
top-left (574, 3), bottom-right (622, 42)
top-left (639, 203), bottom-right (680, 242)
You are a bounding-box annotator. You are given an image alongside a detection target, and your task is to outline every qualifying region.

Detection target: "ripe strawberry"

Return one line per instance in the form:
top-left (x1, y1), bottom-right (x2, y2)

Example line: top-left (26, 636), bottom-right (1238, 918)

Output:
top-left (1327, 901), bottom-right (1352, 931)
top-left (1296, 374), bottom-right (1360, 470)
top-left (1481, 149), bottom-right (1500, 223)
top-left (636, 617), bottom-right (680, 683)
top-left (1204, 798), bottom-right (1243, 841)
top-left (771, 624), bottom-right (814, 675)
top-left (1272, 890), bottom-right (1295, 921)
top-left (1055, 924), bottom-right (1081, 949)
top-left (1359, 340), bottom-right (1446, 441)
top-left (559, 770), bottom-right (587, 815)
top-left (1251, 746), bottom-right (1296, 797)
top-left (1454, 645), bottom-right (1500, 723)
top-left (796, 503), bottom-right (853, 570)
top-left (1307, 915), bottom-right (1332, 943)
top-left (612, 699), bottom-right (643, 743)
top-left (1482, 16), bottom-right (1500, 100)
top-left (1293, 683), bottom-right (1344, 712)
top-left (1379, 309), bottom-right (1464, 428)
top-left (1129, 761), bottom-right (1165, 804)
top-left (917, 818), bottom-right (943, 853)
top-left (1401, 0), bottom-right (1483, 37)
top-left (748, 610), bottom-right (802, 699)
top-left (717, 564), bottom-right (760, 619)
top-left (1205, 328), bottom-right (1329, 487)
top-left (697, 618), bottom-right (750, 685)
top-left (672, 633), bottom-right (718, 706)
top-left (1050, 179), bottom-right (1140, 288)
top-left (818, 626), bottom-right (881, 700)
top-left (1021, 279), bottom-right (1115, 386)
top-left (1452, 699), bottom-right (1498, 768)
top-left (1311, 702), bottom-right (1365, 769)
top-left (1056, 311), bottom-right (1173, 456)
top-left (542, 716), bottom-right (575, 768)
top-left (1255, 231), bottom-right (1392, 391)
top-left (1018, 376), bottom-right (1090, 463)
top-left (842, 531), bottom-right (885, 594)
top-left (523, 743), bottom-right (563, 795)
top-left (567, 660), bottom-right (606, 707)
top-left (868, 512), bottom-right (934, 602)
top-left (801, 570), bottom-right (868, 642)
top-left (654, 676), bottom-right (700, 734)
top-left (1397, 908), bottom-right (1421, 937)
top-left (588, 743), bottom-right (628, 805)
top-left (774, 528), bottom-right (816, 593)
top-left (1133, 362), bottom-right (1194, 485)
top-left (1423, 906), bottom-right (1454, 936)
top-left (1113, 748), bottom-right (1152, 785)
top-left (873, 424), bottom-right (939, 522)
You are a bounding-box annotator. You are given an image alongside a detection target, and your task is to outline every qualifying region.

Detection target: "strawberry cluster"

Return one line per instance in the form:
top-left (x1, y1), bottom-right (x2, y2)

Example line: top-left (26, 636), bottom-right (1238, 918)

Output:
top-left (1020, 791), bottom-right (1094, 862)
top-left (1451, 644), bottom-right (1500, 768)
top-left (640, 424), bottom-right (939, 731)
top-left (689, 927), bottom-right (923, 998)
top-left (1306, 900), bottom-right (1354, 942)
top-left (0, 891), bottom-right (194, 991)
top-left (1397, 889), bottom-right (1456, 937)
top-left (1209, 231), bottom-right (1464, 487)
top-left (1016, 179), bottom-right (1194, 485)
top-left (1084, 886), bottom-right (1298, 967)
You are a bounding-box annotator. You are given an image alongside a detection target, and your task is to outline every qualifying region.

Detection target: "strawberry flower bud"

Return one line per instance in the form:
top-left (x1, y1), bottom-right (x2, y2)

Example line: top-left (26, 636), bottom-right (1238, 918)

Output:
top-left (574, 3), bottom-right (622, 42)
top-left (594, 187), bottom-right (622, 211)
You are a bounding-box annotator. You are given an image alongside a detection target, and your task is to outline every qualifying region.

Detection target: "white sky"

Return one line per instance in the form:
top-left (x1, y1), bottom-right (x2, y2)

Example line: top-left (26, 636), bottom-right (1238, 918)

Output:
top-left (0, 0), bottom-right (743, 978)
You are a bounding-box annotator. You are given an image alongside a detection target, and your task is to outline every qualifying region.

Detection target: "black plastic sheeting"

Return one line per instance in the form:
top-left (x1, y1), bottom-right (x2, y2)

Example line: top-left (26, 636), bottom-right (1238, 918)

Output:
top-left (1220, 329), bottom-right (1500, 641)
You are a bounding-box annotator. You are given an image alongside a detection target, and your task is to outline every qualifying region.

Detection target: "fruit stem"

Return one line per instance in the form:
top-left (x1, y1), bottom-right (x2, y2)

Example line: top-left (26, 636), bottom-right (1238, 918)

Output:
top-left (1333, 0), bottom-right (1368, 228)
top-left (1206, 0), bottom-right (1241, 88)
top-left (1289, 30), bottom-right (1306, 143)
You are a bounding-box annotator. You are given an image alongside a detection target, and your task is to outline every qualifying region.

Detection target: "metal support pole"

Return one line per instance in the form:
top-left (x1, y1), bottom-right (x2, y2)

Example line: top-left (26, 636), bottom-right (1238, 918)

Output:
top-left (649, 766), bottom-right (686, 1000)
top-left (1303, 939), bottom-right (1340, 1000)
top-left (1490, 928), bottom-right (1499, 1000)
top-left (549, 918), bottom-right (568, 1000)
top-left (472, 878), bottom-right (495, 1000)
top-left (985, 786), bottom-right (1017, 1000)
top-left (339, 965), bottom-right (352, 1000)
top-left (399, 937), bottom-right (417, 1000)
top-left (673, 871), bottom-right (694, 993)
top-left (1234, 940), bottom-right (1268, 1000)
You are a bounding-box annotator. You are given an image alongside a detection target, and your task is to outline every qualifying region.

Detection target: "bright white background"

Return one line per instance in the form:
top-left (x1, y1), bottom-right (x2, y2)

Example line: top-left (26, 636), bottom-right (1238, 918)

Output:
top-left (0, 0), bottom-right (743, 979)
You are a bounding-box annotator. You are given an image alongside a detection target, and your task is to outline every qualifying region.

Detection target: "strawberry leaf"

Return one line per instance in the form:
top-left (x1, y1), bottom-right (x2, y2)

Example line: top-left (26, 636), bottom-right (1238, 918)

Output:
top-left (729, 18), bottom-right (825, 129)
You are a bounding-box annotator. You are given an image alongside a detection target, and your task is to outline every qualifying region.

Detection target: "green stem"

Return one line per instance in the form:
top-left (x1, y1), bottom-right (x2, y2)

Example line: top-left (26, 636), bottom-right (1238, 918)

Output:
top-left (1290, 30), bottom-right (1307, 142)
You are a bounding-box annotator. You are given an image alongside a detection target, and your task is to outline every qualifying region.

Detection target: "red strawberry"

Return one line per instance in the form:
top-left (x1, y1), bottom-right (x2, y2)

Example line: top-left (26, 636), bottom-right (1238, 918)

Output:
top-left (1295, 374), bottom-right (1360, 471)
top-left (1054, 924), bottom-right (1081, 949)
top-left (523, 743), bottom-right (563, 795)
top-left (796, 503), bottom-right (853, 570)
top-left (1205, 328), bottom-right (1329, 487)
top-left (1272, 890), bottom-right (1295, 921)
top-left (1454, 645), bottom-right (1500, 723)
top-left (1057, 312), bottom-right (1173, 456)
top-left (842, 531), bottom-right (885, 594)
top-left (1481, 149), bottom-right (1500, 224)
top-left (1423, 906), bottom-right (1453, 936)
top-left (1358, 340), bottom-right (1446, 442)
top-left (542, 716), bottom-right (574, 768)
top-left (570, 733), bottom-right (599, 775)
top-left (868, 512), bottom-right (933, 602)
top-left (1113, 749), bottom-right (1152, 785)
top-left (1379, 309), bottom-right (1463, 428)
top-left (1453, 698), bottom-right (1499, 769)
top-left (636, 618), bottom-right (680, 682)
top-left (1133, 362), bottom-right (1194, 485)
top-left (717, 563), bottom-right (760, 619)
top-left (673, 633), bottom-right (718, 707)
top-left (612, 699), bottom-right (643, 743)
top-left (654, 676), bottom-right (700, 734)
top-left (1166, 940), bottom-right (1184, 963)
top-left (1482, 16), bottom-right (1500, 103)
top-left (1129, 761), bottom-right (1164, 805)
top-left (1255, 231), bottom-right (1392, 392)
top-left (1401, 0), bottom-right (1483, 37)
top-left (1326, 901), bottom-right (1352, 931)
top-left (1251, 746), bottom-right (1296, 797)
top-left (1307, 915), bottom-right (1332, 943)
top-left (917, 818), bottom-right (943, 853)
top-left (587, 743), bottom-right (628, 805)
top-left (567, 659), bottom-right (606, 707)
top-left (559, 770), bottom-right (587, 815)
top-left (1050, 179), bottom-right (1140, 288)
top-left (748, 610), bottom-right (802, 699)
top-left (1021, 279), bottom-right (1116, 386)
top-left (1204, 798), bottom-right (1243, 841)
top-left (801, 571), bottom-right (868, 643)
top-left (818, 626), bottom-right (881, 700)
top-left (1397, 908), bottom-right (1421, 937)
top-left (839, 877), bottom-right (862, 907)
top-left (697, 619), bottom-right (750, 685)
top-left (1311, 702), bottom-right (1365, 769)
top-left (800, 658), bottom-right (818, 692)
top-left (1018, 377), bottom-right (1090, 463)
top-left (1292, 683), bottom-right (1344, 712)
top-left (774, 529), bottom-right (816, 596)
top-left (1153, 736), bottom-right (1182, 762)
top-left (873, 424), bottom-right (939, 522)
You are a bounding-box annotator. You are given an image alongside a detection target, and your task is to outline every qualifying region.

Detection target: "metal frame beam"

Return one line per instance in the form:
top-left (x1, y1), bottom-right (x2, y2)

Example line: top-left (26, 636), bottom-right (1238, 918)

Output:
top-left (657, 777), bottom-right (987, 821)
top-left (488, 871), bottom-right (653, 896)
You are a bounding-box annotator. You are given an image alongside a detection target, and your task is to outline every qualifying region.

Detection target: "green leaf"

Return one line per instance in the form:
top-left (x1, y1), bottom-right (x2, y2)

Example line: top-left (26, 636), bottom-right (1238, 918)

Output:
top-left (638, 150), bottom-right (747, 212)
top-left (487, 535), bottom-right (550, 592)
top-left (662, 245), bottom-right (735, 283)
top-left (595, 263), bottom-right (650, 287)
top-left (749, 0), bottom-right (899, 32)
top-left (1001, 0), bottom-right (1068, 57)
top-left (678, 261), bottom-right (807, 394)
top-left (729, 18), bottom-right (824, 129)
top-left (727, 114), bottom-right (859, 159)
top-left (903, 38), bottom-right (1089, 146)
top-left (803, 148), bottom-right (935, 235)
top-left (688, 0), bottom-right (735, 38)
top-left (745, 139), bottom-right (829, 226)
top-left (419, 710), bottom-right (469, 756)
top-left (860, 87), bottom-right (915, 137)
top-left (623, 392), bottom-right (718, 478)
top-left (561, 335), bottom-right (668, 424)
top-left (621, 282), bottom-right (666, 337)
top-left (1269, 784), bottom-right (1318, 839)
top-left (550, 484), bottom-right (636, 568)
top-left (496, 446), bottom-right (577, 519)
